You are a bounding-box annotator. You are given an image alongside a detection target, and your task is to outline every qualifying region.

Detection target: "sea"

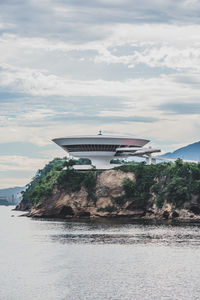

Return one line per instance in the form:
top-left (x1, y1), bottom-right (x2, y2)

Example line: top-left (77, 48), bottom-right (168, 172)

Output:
top-left (1, 206), bottom-right (200, 300)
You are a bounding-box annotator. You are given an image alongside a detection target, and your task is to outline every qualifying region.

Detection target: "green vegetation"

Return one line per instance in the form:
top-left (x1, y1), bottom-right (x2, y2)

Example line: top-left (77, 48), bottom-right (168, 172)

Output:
top-left (122, 178), bottom-right (136, 198)
top-left (22, 158), bottom-right (96, 205)
top-left (113, 195), bottom-right (126, 206)
top-left (22, 157), bottom-right (200, 211)
top-left (118, 163), bottom-right (157, 208)
top-left (153, 159), bottom-right (200, 208)
top-left (118, 159), bottom-right (200, 209)
top-left (22, 158), bottom-right (66, 205)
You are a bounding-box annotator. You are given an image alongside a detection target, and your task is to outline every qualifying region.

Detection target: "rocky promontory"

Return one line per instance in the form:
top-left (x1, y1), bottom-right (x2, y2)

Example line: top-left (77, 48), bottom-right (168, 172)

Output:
top-left (16, 158), bottom-right (200, 221)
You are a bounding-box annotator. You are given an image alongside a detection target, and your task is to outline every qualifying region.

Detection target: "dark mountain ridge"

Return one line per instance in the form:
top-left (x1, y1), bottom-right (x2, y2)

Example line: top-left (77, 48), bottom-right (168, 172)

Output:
top-left (163, 141), bottom-right (200, 161)
top-left (0, 186), bottom-right (25, 205)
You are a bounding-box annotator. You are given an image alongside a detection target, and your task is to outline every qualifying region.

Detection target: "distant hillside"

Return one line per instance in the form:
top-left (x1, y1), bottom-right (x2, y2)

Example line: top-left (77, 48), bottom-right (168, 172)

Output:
top-left (163, 141), bottom-right (200, 161)
top-left (0, 186), bottom-right (25, 205)
top-left (0, 197), bottom-right (9, 206)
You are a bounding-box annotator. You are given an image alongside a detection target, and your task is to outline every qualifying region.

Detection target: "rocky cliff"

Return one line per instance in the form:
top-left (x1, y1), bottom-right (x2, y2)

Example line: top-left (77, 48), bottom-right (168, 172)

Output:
top-left (17, 163), bottom-right (200, 221)
top-left (27, 170), bottom-right (140, 218)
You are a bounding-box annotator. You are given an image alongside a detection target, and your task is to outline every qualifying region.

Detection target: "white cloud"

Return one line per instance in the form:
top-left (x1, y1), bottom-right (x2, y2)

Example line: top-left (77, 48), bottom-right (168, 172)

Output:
top-left (0, 1), bottom-right (200, 187)
top-left (95, 45), bottom-right (200, 71)
top-left (0, 63), bottom-right (199, 99)
top-left (0, 156), bottom-right (48, 172)
top-left (0, 62), bottom-right (199, 151)
top-left (0, 177), bottom-right (29, 189)
top-left (0, 24), bottom-right (200, 74)
top-left (22, 108), bottom-right (58, 121)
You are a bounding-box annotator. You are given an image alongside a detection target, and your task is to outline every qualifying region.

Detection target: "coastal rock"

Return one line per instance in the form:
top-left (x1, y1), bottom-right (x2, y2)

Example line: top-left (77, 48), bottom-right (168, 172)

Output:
top-left (117, 210), bottom-right (145, 218)
top-left (27, 170), bottom-right (135, 218)
top-left (163, 210), bottom-right (170, 219)
top-left (17, 166), bottom-right (200, 222)
top-left (15, 200), bottom-right (30, 211)
top-left (178, 209), bottom-right (195, 220)
top-left (96, 186), bottom-right (109, 198)
top-left (171, 211), bottom-right (179, 218)
top-left (96, 170), bottom-right (135, 198)
top-left (96, 197), bottom-right (113, 209)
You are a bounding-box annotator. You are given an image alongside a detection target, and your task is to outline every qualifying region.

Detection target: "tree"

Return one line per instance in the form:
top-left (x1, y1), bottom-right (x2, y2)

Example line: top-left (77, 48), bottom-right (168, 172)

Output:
top-left (122, 178), bottom-right (136, 199)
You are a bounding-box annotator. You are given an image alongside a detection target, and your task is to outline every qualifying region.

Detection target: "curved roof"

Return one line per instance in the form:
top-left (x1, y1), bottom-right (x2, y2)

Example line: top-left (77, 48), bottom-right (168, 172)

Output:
top-left (52, 135), bottom-right (149, 153)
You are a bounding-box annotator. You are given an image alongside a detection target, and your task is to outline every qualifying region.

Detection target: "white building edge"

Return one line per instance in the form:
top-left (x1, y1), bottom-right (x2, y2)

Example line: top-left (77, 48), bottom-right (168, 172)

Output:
top-left (53, 132), bottom-right (161, 170)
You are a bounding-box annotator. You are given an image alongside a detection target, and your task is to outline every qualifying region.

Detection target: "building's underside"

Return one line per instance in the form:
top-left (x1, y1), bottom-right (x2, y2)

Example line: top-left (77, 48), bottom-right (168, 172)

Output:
top-left (53, 135), bottom-right (161, 169)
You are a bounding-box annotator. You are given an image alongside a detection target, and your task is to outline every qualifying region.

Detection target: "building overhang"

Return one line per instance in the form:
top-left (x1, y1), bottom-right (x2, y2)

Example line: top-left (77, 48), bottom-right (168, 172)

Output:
top-left (52, 135), bottom-right (161, 168)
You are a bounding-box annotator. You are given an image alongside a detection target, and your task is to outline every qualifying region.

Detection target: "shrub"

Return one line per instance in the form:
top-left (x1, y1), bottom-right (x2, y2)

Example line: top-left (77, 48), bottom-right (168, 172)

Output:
top-left (164, 177), bottom-right (189, 207)
top-left (122, 178), bottom-right (136, 199)
top-left (190, 180), bottom-right (200, 195)
top-left (151, 183), bottom-right (160, 194)
top-left (57, 169), bottom-right (84, 191)
top-left (22, 158), bottom-right (200, 211)
top-left (113, 196), bottom-right (126, 206)
top-left (155, 195), bottom-right (165, 209)
top-left (83, 172), bottom-right (96, 191)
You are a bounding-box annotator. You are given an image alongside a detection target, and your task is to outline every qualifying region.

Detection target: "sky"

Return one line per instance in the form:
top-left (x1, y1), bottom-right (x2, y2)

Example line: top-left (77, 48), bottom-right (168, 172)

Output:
top-left (0, 0), bottom-right (200, 188)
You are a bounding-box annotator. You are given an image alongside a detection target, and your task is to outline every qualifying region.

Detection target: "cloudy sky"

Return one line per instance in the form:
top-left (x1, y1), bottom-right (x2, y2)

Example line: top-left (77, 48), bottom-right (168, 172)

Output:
top-left (0, 0), bottom-right (200, 188)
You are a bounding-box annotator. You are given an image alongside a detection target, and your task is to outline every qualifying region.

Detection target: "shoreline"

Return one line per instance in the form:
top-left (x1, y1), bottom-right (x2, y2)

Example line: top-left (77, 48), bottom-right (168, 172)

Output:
top-left (15, 208), bottom-right (200, 224)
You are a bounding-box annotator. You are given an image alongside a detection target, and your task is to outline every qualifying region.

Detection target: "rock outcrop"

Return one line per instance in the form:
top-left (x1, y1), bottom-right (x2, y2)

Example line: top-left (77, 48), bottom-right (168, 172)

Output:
top-left (17, 168), bottom-right (200, 221)
top-left (28, 170), bottom-right (137, 218)
top-left (15, 199), bottom-right (31, 211)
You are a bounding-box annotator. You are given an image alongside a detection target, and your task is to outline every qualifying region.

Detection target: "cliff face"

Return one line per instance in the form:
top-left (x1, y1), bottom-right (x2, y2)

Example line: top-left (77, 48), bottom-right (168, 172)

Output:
top-left (15, 199), bottom-right (31, 211)
top-left (28, 170), bottom-right (138, 218)
top-left (23, 169), bottom-right (200, 221)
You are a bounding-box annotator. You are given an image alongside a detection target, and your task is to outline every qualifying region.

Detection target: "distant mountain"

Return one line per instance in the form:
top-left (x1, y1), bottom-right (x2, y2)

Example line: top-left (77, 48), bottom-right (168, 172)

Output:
top-left (162, 141), bottom-right (200, 161)
top-left (0, 186), bottom-right (25, 205)
top-left (0, 197), bottom-right (9, 206)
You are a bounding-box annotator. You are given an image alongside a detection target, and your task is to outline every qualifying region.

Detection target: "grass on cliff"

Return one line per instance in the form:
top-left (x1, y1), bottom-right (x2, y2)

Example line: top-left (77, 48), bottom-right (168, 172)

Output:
top-left (22, 157), bottom-right (200, 210)
top-left (114, 163), bottom-right (157, 209)
top-left (22, 158), bottom-right (97, 205)
top-left (117, 159), bottom-right (200, 209)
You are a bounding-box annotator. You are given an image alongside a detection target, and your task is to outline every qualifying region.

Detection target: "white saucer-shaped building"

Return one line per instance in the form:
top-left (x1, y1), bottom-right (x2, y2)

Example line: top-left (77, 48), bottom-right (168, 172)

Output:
top-left (53, 133), bottom-right (161, 169)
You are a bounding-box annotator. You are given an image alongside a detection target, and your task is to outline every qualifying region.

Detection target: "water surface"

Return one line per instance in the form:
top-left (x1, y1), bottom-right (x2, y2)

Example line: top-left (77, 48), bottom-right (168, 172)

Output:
top-left (1, 206), bottom-right (200, 300)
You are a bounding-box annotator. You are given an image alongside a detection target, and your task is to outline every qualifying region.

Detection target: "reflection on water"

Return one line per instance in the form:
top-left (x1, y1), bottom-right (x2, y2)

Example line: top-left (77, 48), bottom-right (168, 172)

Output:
top-left (50, 222), bottom-right (200, 246)
top-left (1, 206), bottom-right (200, 300)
